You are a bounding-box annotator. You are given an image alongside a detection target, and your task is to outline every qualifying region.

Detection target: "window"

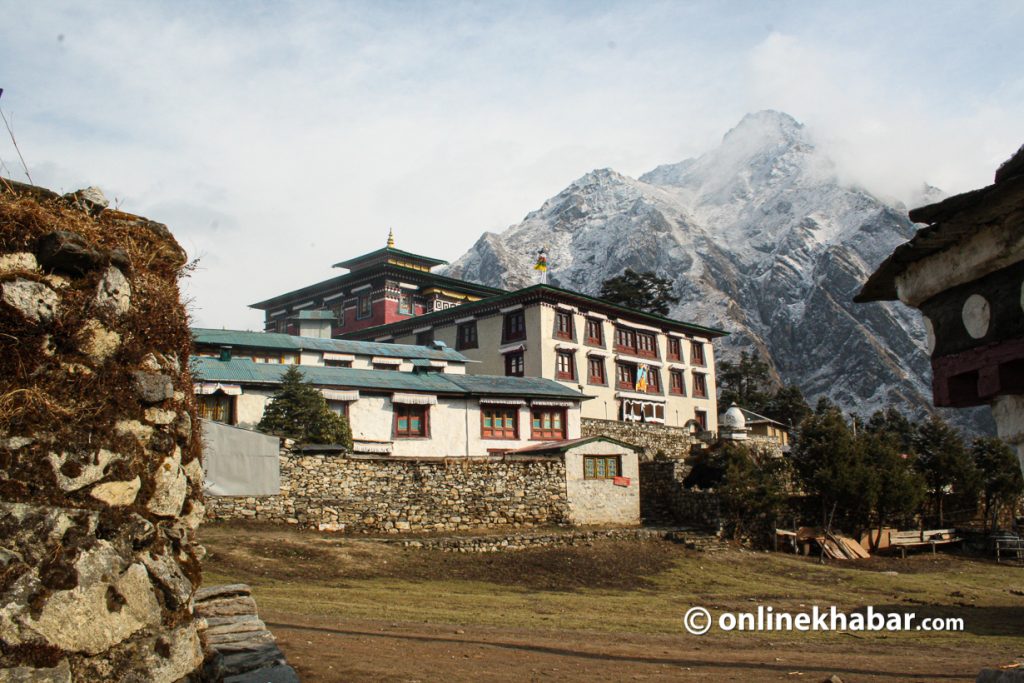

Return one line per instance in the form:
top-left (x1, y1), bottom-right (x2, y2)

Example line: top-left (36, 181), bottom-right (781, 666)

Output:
top-left (669, 369), bottom-right (686, 395)
top-left (693, 372), bottom-right (708, 398)
top-left (636, 332), bottom-right (658, 358)
top-left (331, 302), bottom-right (346, 327)
top-left (531, 407), bottom-right (566, 440)
top-left (667, 337), bottom-right (681, 361)
top-left (614, 327), bottom-right (636, 353)
top-left (357, 293), bottom-right (372, 319)
top-left (394, 404), bottom-right (428, 438)
top-left (398, 292), bottom-right (414, 315)
top-left (456, 322), bottom-right (478, 350)
top-left (587, 357), bottom-right (606, 385)
top-left (554, 311), bottom-right (574, 340)
top-left (584, 455), bottom-right (621, 480)
top-left (555, 350), bottom-right (576, 380)
top-left (691, 341), bottom-right (706, 366)
top-left (646, 368), bottom-right (661, 393)
top-left (481, 405), bottom-right (518, 439)
top-left (505, 351), bottom-right (524, 377)
top-left (327, 402), bottom-right (349, 419)
top-left (197, 394), bottom-right (234, 424)
top-left (324, 359), bottom-right (352, 368)
top-left (616, 362), bottom-right (635, 390)
top-left (415, 329), bottom-right (433, 346)
top-left (585, 318), bottom-right (604, 346)
top-left (694, 409), bottom-right (708, 431)
top-left (503, 310), bottom-right (526, 342)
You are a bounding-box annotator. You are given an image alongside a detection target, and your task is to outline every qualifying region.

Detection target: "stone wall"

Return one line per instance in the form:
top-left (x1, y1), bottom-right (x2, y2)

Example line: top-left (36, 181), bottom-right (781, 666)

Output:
top-left (207, 448), bottom-right (570, 533)
top-left (581, 417), bottom-right (701, 460)
top-left (639, 460), bottom-right (721, 531)
top-left (0, 181), bottom-right (204, 681)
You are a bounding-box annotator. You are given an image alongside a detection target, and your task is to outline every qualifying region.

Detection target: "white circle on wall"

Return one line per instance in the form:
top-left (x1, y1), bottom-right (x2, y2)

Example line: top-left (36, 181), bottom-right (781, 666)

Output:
top-left (962, 294), bottom-right (990, 339)
top-left (923, 316), bottom-right (936, 355)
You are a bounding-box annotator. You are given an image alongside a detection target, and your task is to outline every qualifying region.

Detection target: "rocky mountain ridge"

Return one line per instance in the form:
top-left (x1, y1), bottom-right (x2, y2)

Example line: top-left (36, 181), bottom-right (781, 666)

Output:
top-left (447, 111), bottom-right (990, 432)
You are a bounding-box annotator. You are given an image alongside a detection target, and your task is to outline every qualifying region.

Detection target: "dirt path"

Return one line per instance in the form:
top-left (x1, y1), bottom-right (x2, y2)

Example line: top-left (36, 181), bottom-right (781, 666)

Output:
top-left (262, 611), bottom-right (1006, 682)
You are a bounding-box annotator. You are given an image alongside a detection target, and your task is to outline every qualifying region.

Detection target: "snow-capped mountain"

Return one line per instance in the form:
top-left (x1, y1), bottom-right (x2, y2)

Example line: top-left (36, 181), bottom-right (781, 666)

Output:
top-left (447, 111), bottom-right (990, 431)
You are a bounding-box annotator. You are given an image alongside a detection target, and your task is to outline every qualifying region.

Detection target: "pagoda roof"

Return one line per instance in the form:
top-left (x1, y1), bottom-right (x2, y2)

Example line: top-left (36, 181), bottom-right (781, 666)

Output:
top-left (333, 246), bottom-right (447, 271)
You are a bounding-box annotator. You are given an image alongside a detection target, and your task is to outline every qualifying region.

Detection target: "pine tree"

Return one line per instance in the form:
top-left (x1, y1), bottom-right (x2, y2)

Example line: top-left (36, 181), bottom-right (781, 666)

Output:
top-left (598, 269), bottom-right (680, 315)
top-left (972, 437), bottom-right (1024, 531)
top-left (763, 384), bottom-right (811, 429)
top-left (258, 366), bottom-right (354, 448)
top-left (858, 430), bottom-right (925, 548)
top-left (913, 415), bottom-right (980, 526)
top-left (716, 351), bottom-right (773, 414)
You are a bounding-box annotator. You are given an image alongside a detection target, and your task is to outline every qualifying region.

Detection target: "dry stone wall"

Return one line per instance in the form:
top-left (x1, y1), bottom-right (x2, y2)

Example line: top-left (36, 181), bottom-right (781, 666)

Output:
top-left (207, 448), bottom-right (570, 533)
top-left (581, 417), bottom-right (701, 460)
top-left (0, 180), bottom-right (204, 681)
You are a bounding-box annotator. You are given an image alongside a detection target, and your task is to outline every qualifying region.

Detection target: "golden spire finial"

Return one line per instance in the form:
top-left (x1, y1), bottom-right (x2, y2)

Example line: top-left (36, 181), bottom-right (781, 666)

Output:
top-left (387, 228), bottom-right (395, 248)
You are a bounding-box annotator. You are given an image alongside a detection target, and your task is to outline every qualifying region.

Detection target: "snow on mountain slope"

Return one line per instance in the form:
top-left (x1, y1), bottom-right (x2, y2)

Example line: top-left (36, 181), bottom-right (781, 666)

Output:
top-left (447, 111), bottom-right (990, 432)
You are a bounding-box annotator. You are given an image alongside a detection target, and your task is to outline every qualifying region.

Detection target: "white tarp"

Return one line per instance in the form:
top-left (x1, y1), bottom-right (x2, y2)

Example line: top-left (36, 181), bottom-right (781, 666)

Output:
top-left (392, 393), bottom-right (437, 405)
top-left (201, 419), bottom-right (280, 496)
top-left (320, 388), bottom-right (360, 402)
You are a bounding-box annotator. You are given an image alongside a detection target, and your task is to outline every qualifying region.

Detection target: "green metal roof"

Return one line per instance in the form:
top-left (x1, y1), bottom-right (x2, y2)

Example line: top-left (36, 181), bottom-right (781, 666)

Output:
top-left (343, 283), bottom-right (729, 340)
top-left (507, 436), bottom-right (639, 455)
top-left (190, 356), bottom-right (588, 400)
top-left (191, 328), bottom-right (469, 362)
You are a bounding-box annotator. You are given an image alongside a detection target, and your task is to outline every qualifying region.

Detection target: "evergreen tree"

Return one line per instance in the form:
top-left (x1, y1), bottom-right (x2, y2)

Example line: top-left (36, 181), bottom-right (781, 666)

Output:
top-left (598, 269), bottom-right (680, 315)
top-left (697, 442), bottom-right (792, 546)
top-left (764, 384), bottom-right (812, 429)
top-left (865, 408), bottom-right (916, 455)
top-left (716, 351), bottom-right (773, 414)
top-left (913, 415), bottom-right (980, 526)
top-left (258, 366), bottom-right (354, 448)
top-left (972, 437), bottom-right (1024, 531)
top-left (858, 430), bottom-right (925, 548)
top-left (791, 404), bottom-right (871, 532)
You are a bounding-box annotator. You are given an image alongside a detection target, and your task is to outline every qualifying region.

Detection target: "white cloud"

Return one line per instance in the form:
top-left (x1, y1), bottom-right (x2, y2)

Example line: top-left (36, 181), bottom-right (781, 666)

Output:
top-left (1, 2), bottom-right (1021, 329)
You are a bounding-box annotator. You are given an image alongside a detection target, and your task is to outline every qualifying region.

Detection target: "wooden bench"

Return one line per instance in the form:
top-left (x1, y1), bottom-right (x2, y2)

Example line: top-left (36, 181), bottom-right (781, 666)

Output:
top-left (890, 529), bottom-right (961, 558)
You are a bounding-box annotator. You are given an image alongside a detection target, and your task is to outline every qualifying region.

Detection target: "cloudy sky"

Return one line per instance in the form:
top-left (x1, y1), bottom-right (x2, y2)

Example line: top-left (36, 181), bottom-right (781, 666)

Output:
top-left (2, 2), bottom-right (1021, 329)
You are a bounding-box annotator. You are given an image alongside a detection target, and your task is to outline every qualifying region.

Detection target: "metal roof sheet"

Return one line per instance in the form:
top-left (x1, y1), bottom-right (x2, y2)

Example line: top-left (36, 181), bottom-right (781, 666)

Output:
top-left (191, 328), bottom-right (469, 362)
top-left (190, 356), bottom-right (587, 400)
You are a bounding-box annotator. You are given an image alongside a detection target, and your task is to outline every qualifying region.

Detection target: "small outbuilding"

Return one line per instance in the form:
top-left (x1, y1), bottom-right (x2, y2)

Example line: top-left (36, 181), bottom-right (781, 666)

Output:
top-left (506, 436), bottom-right (641, 526)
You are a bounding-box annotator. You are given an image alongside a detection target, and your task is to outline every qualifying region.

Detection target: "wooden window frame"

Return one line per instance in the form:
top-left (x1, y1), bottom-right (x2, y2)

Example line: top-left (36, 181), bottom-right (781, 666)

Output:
top-left (614, 327), bottom-right (636, 354)
top-left (694, 409), bottom-right (708, 431)
top-left (480, 405), bottom-right (519, 440)
top-left (667, 337), bottom-right (681, 361)
top-left (530, 407), bottom-right (567, 441)
top-left (555, 350), bottom-right (576, 381)
top-left (585, 318), bottom-right (604, 347)
top-left (616, 362), bottom-right (636, 391)
top-left (456, 321), bottom-right (478, 350)
top-left (397, 291), bottom-right (414, 316)
top-left (323, 359), bottom-right (352, 368)
top-left (646, 367), bottom-right (662, 394)
top-left (554, 311), bottom-right (575, 341)
top-left (583, 455), bottom-right (622, 480)
top-left (636, 331), bottom-right (659, 359)
top-left (393, 404), bottom-right (429, 438)
top-left (505, 351), bottom-right (525, 377)
top-left (692, 372), bottom-right (708, 398)
top-left (357, 293), bottom-right (372, 320)
top-left (691, 341), bottom-right (706, 367)
top-left (197, 393), bottom-right (235, 425)
top-left (502, 310), bottom-right (526, 343)
top-left (669, 369), bottom-right (686, 395)
top-left (587, 356), bottom-right (607, 386)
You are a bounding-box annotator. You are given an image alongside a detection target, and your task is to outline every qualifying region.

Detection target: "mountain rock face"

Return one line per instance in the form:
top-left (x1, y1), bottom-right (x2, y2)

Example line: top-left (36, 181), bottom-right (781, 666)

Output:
top-left (448, 111), bottom-right (991, 432)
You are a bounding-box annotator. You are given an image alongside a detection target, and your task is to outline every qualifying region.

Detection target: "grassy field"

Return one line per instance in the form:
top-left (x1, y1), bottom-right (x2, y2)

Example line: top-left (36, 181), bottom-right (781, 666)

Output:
top-left (200, 522), bottom-right (1024, 681)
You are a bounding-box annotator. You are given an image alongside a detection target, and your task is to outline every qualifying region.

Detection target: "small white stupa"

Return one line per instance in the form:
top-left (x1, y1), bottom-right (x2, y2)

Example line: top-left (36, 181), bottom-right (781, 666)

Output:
top-left (719, 403), bottom-right (749, 441)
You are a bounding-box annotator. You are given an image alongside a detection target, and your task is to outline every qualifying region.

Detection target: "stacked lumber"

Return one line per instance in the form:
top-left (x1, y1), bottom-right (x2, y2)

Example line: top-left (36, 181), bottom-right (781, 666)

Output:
top-left (195, 584), bottom-right (299, 683)
top-left (780, 528), bottom-right (870, 559)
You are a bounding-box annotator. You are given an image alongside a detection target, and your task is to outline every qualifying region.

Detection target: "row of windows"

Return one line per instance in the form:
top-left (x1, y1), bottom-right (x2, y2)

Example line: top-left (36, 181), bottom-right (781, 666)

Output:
top-left (198, 395), bottom-right (568, 441)
top-left (547, 350), bottom-right (709, 397)
top-left (445, 310), bottom-right (710, 368)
